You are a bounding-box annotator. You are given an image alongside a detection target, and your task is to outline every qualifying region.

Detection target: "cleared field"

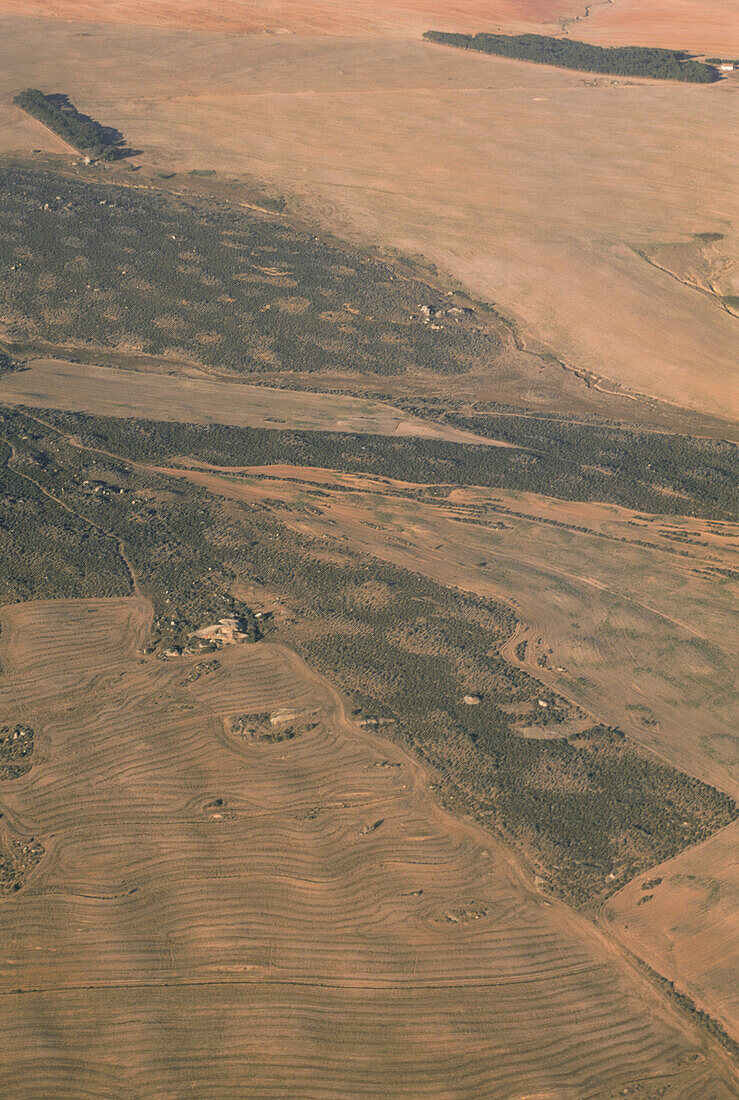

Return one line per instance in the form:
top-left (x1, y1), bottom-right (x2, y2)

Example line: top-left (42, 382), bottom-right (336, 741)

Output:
top-left (0, 104), bottom-right (76, 157)
top-left (0, 358), bottom-right (507, 447)
top-left (3, 0), bottom-right (737, 52)
top-left (0, 0), bottom-right (577, 38)
top-left (1, 17), bottom-right (736, 417)
top-left (0, 595), bottom-right (735, 1096)
top-left (159, 462), bottom-right (739, 799)
top-left (605, 821), bottom-right (739, 1043)
top-left (572, 0), bottom-right (739, 55)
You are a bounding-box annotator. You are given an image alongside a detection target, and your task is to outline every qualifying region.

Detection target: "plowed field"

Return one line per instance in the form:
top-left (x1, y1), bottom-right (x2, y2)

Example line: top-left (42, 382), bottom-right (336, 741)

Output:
top-left (0, 597), bottom-right (734, 1095)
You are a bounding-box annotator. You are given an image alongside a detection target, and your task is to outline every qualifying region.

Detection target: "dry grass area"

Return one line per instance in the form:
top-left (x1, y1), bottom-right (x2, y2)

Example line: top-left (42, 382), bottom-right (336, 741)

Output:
top-left (159, 463), bottom-right (738, 799)
top-left (0, 595), bottom-right (735, 1096)
top-left (0, 2), bottom-right (736, 1085)
top-left (0, 17), bottom-right (736, 418)
top-left (3, 0), bottom-right (737, 52)
top-left (0, 358), bottom-right (507, 447)
top-left (605, 821), bottom-right (739, 1043)
top-left (569, 0), bottom-right (739, 55)
top-left (0, 0), bottom-right (576, 38)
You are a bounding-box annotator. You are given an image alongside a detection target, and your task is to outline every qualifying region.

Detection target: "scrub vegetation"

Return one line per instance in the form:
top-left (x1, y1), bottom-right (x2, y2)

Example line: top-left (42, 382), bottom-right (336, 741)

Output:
top-left (0, 164), bottom-right (489, 377)
top-left (40, 407), bottom-right (739, 520)
top-left (0, 407), bottom-right (734, 907)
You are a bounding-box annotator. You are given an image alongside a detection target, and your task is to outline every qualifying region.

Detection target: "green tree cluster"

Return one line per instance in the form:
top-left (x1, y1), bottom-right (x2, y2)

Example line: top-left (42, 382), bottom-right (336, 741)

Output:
top-left (13, 90), bottom-right (128, 160)
top-left (423, 31), bottom-right (720, 82)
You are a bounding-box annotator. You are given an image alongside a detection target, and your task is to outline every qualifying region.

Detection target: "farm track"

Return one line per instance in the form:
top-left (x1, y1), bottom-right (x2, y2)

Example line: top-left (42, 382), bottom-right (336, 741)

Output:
top-left (0, 596), bottom-right (736, 1096)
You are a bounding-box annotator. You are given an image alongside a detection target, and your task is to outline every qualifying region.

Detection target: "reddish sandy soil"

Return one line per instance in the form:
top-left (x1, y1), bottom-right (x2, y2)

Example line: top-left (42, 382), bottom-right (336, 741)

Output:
top-left (605, 822), bottom-right (739, 1043)
top-left (2, 597), bottom-right (735, 1095)
top-left (0, 4), bottom-right (736, 1082)
top-left (4, 0), bottom-right (738, 52)
top-left (572, 0), bottom-right (739, 55)
top-left (0, 0), bottom-right (576, 37)
top-left (0, 358), bottom-right (510, 448)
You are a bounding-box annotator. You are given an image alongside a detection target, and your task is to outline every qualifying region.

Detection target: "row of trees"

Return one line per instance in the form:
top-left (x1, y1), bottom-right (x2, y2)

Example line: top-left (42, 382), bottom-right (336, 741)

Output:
top-left (13, 90), bottom-right (129, 160)
top-left (423, 32), bottom-right (720, 82)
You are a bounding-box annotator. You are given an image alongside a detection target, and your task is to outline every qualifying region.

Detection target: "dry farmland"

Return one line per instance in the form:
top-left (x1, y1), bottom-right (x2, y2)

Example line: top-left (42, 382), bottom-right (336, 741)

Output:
top-left (605, 821), bottom-right (739, 1043)
top-left (0, 595), bottom-right (736, 1096)
top-left (0, 16), bottom-right (737, 419)
top-left (2, 0), bottom-right (737, 52)
top-left (0, 1), bottom-right (578, 39)
top-left (0, 0), bottom-right (737, 1090)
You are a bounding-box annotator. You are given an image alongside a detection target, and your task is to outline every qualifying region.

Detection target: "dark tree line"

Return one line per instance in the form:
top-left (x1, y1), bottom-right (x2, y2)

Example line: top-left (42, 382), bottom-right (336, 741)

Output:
top-left (423, 32), bottom-right (720, 83)
top-left (13, 90), bottom-right (130, 160)
top-left (40, 410), bottom-right (739, 521)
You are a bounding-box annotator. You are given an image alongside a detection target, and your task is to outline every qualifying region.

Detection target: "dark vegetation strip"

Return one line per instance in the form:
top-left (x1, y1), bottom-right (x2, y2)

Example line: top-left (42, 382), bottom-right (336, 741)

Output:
top-left (0, 407), bottom-right (735, 908)
top-left (0, 725), bottom-right (34, 782)
top-left (37, 410), bottom-right (739, 520)
top-left (1, 163), bottom-right (735, 517)
top-left (0, 164), bottom-right (490, 377)
top-left (0, 352), bottom-right (23, 377)
top-left (631, 958), bottom-right (739, 1060)
top-left (0, 436), bottom-right (129, 604)
top-left (13, 90), bottom-right (130, 161)
top-left (423, 31), bottom-right (720, 82)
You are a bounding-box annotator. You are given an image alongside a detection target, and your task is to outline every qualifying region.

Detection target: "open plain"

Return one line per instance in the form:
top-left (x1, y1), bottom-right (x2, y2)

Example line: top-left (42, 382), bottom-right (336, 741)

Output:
top-left (0, 14), bottom-right (737, 418)
top-left (0, 358), bottom-right (507, 447)
top-left (2, 0), bottom-right (738, 52)
top-left (605, 822), bottom-right (739, 1043)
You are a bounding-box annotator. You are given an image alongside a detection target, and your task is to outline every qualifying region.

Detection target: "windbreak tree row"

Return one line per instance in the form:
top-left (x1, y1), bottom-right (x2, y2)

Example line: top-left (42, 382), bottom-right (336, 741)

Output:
top-left (423, 32), bottom-right (720, 83)
top-left (13, 89), bottom-right (129, 160)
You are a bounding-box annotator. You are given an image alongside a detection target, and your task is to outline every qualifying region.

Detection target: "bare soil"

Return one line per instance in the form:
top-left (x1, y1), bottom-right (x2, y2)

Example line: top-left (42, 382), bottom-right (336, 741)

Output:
top-left (605, 821), bottom-right (739, 1043)
top-left (4, 0), bottom-right (737, 52)
top-left (0, 595), bottom-right (735, 1095)
top-left (0, 357), bottom-right (509, 447)
top-left (0, 0), bottom-right (578, 38)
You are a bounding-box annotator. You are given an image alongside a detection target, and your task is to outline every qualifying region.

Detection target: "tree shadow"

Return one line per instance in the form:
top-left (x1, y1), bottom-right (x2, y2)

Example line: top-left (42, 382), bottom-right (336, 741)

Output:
top-left (45, 93), bottom-right (141, 159)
